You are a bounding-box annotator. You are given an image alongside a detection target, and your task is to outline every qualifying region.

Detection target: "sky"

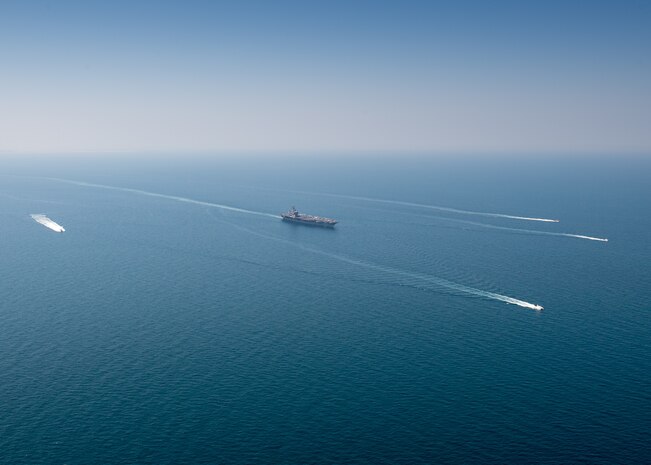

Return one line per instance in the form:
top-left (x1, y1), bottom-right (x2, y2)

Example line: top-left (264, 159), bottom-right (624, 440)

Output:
top-left (1, 0), bottom-right (650, 155)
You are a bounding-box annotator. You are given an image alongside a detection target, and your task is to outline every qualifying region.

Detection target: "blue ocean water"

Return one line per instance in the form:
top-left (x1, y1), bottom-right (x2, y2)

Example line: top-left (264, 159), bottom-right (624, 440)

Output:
top-left (1, 155), bottom-right (650, 464)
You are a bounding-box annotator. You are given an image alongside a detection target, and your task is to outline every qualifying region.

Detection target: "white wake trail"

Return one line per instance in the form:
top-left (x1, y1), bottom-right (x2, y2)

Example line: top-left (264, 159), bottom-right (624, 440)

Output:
top-left (284, 189), bottom-right (559, 223)
top-left (221, 218), bottom-right (544, 311)
top-left (423, 215), bottom-right (609, 242)
top-left (30, 214), bottom-right (65, 232)
top-left (565, 234), bottom-right (608, 242)
top-left (42, 178), bottom-right (280, 219)
top-left (316, 249), bottom-right (545, 311)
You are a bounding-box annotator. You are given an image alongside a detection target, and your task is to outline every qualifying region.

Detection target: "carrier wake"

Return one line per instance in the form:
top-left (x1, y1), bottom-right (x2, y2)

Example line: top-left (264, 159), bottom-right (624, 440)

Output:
top-left (40, 177), bottom-right (280, 219)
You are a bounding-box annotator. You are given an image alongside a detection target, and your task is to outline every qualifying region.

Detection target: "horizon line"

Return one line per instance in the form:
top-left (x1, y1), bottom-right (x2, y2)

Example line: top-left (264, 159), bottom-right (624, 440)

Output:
top-left (1, 149), bottom-right (650, 158)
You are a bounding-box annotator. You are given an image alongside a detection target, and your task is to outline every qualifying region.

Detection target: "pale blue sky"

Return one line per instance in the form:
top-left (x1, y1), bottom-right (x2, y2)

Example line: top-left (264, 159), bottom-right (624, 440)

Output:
top-left (1, 0), bottom-right (650, 154)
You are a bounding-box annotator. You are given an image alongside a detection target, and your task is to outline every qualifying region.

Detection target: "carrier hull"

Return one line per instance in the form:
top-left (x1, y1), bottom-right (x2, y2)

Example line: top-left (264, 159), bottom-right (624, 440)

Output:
top-left (281, 216), bottom-right (337, 227)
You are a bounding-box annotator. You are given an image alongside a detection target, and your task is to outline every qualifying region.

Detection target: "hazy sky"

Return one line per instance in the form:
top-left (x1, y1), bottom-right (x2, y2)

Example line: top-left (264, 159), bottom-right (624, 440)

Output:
top-left (1, 0), bottom-right (650, 154)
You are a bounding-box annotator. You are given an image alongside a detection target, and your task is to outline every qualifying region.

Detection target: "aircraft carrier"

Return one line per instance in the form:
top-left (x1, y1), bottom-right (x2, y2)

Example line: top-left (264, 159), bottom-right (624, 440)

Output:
top-left (281, 207), bottom-right (337, 227)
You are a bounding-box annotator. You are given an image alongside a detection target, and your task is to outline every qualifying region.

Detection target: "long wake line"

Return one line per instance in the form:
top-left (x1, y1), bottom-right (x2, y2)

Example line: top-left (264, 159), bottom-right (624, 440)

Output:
top-left (416, 214), bottom-right (608, 242)
top-left (309, 245), bottom-right (545, 311)
top-left (220, 217), bottom-right (544, 311)
top-left (278, 188), bottom-right (560, 223)
top-left (40, 177), bottom-right (280, 219)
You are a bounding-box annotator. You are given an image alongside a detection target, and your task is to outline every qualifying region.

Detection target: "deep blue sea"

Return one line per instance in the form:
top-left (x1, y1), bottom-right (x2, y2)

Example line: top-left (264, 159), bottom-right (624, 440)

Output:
top-left (1, 155), bottom-right (650, 464)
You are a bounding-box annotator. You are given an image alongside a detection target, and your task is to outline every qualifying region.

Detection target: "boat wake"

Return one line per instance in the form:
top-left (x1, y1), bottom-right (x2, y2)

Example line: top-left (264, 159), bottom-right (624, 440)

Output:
top-left (30, 214), bottom-right (65, 232)
top-left (565, 234), bottom-right (608, 242)
top-left (415, 214), bottom-right (608, 242)
top-left (279, 189), bottom-right (559, 223)
top-left (219, 217), bottom-right (544, 311)
top-left (313, 247), bottom-right (544, 311)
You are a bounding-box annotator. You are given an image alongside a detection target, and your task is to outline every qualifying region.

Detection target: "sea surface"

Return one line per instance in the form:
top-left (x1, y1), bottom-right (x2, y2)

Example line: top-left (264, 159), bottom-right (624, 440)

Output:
top-left (1, 155), bottom-right (650, 464)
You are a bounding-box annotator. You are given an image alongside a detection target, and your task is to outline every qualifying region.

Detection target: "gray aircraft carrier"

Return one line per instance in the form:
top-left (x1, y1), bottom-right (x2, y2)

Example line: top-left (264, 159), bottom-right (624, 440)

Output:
top-left (281, 207), bottom-right (337, 227)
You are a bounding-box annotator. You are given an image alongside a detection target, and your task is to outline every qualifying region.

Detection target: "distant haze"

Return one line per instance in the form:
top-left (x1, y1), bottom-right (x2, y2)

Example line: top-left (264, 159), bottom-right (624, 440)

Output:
top-left (1, 1), bottom-right (650, 155)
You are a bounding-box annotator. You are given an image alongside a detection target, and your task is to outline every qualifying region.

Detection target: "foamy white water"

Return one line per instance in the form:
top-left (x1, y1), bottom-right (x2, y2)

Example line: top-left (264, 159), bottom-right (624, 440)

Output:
top-left (566, 234), bottom-right (608, 242)
top-left (42, 178), bottom-right (280, 219)
top-left (30, 214), bottom-right (65, 232)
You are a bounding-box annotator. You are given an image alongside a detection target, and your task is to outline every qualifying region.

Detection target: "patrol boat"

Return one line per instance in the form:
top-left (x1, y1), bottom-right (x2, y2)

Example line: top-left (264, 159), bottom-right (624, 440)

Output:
top-left (281, 207), bottom-right (337, 227)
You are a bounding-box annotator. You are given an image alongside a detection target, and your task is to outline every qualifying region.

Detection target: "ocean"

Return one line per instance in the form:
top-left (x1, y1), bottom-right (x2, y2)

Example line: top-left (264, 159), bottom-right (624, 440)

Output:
top-left (1, 155), bottom-right (649, 464)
